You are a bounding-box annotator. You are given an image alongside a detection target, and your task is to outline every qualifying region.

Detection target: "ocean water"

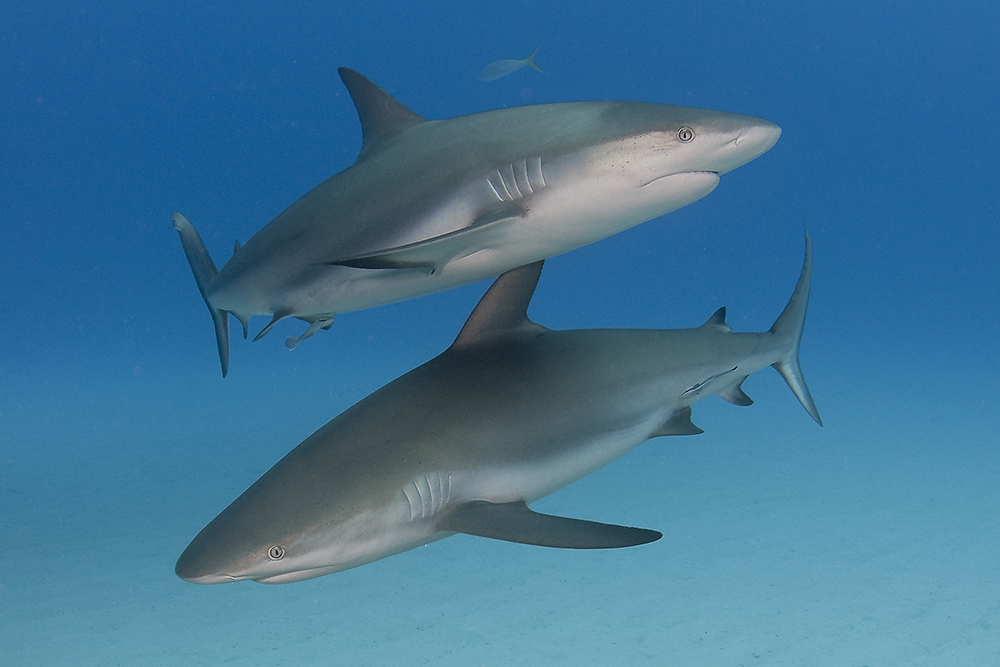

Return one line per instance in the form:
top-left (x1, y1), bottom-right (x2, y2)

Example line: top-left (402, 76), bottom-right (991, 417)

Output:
top-left (3, 1), bottom-right (998, 664)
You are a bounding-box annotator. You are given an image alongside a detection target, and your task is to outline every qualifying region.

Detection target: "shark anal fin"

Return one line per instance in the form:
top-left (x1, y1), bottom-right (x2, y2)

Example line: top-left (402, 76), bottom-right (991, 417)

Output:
top-left (719, 376), bottom-right (753, 406)
top-left (325, 208), bottom-right (522, 275)
top-left (437, 500), bottom-right (661, 549)
top-left (652, 406), bottom-right (704, 437)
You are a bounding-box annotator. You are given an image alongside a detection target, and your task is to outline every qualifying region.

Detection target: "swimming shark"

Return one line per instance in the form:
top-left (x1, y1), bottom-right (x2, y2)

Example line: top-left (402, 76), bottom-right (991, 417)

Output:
top-left (175, 236), bottom-right (820, 584)
top-left (173, 68), bottom-right (781, 376)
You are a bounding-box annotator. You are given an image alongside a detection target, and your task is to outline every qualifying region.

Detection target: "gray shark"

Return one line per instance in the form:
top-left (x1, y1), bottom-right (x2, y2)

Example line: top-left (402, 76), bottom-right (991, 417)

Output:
top-left (173, 68), bottom-right (781, 376)
top-left (176, 237), bottom-right (820, 584)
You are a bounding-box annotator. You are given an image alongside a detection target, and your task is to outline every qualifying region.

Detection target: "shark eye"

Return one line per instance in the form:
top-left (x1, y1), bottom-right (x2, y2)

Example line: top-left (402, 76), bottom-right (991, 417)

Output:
top-left (268, 545), bottom-right (285, 560)
top-left (677, 126), bottom-right (695, 142)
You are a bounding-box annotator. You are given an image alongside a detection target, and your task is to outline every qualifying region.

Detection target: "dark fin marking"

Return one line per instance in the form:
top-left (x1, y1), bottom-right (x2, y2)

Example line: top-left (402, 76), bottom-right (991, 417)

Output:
top-left (437, 500), bottom-right (662, 549)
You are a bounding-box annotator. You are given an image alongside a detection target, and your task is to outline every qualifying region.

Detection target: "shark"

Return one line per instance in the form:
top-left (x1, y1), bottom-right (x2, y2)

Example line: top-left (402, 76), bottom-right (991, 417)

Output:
top-left (175, 236), bottom-right (821, 584)
top-left (173, 68), bottom-right (781, 376)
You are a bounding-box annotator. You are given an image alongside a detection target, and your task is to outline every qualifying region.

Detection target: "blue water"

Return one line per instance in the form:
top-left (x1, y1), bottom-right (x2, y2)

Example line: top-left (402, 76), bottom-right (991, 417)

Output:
top-left (3, 1), bottom-right (999, 664)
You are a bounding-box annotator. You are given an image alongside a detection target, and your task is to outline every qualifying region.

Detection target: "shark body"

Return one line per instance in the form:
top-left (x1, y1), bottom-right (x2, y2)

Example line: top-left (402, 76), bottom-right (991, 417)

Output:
top-left (176, 238), bottom-right (820, 585)
top-left (173, 68), bottom-right (781, 375)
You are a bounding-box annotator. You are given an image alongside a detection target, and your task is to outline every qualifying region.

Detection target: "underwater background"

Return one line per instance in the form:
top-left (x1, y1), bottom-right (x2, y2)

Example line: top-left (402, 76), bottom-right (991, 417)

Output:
top-left (3, 0), bottom-right (998, 664)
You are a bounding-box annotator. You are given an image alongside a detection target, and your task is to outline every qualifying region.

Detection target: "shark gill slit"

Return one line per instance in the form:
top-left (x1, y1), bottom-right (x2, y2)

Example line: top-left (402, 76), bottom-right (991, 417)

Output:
top-left (404, 473), bottom-right (452, 520)
top-left (487, 180), bottom-right (504, 202)
top-left (503, 163), bottom-right (523, 198)
top-left (493, 169), bottom-right (513, 200)
top-left (531, 155), bottom-right (546, 188)
top-left (514, 159), bottom-right (533, 195)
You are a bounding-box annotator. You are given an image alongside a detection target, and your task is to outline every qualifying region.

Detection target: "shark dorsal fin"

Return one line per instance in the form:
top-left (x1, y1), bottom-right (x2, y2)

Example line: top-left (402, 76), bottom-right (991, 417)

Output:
top-left (338, 68), bottom-right (427, 162)
top-left (451, 262), bottom-right (547, 349)
top-left (701, 306), bottom-right (732, 332)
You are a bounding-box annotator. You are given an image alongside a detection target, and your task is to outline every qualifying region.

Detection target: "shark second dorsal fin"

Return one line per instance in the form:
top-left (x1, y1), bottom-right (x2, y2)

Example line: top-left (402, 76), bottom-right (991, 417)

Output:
top-left (338, 68), bottom-right (427, 162)
top-left (451, 262), bottom-right (547, 349)
top-left (701, 307), bottom-right (732, 332)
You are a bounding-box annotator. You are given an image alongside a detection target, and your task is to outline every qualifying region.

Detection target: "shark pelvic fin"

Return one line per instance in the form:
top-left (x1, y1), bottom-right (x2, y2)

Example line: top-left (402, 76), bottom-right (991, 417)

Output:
top-left (172, 212), bottom-right (230, 377)
top-left (652, 406), bottom-right (704, 437)
top-left (325, 207), bottom-right (523, 275)
top-left (451, 261), bottom-right (547, 348)
top-left (769, 231), bottom-right (822, 426)
top-left (338, 68), bottom-right (427, 162)
top-left (253, 311), bottom-right (291, 342)
top-left (437, 500), bottom-right (662, 549)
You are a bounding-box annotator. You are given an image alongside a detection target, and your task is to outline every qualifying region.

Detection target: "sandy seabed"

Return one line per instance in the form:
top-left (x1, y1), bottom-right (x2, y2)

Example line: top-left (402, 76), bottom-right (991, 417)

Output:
top-left (3, 358), bottom-right (998, 667)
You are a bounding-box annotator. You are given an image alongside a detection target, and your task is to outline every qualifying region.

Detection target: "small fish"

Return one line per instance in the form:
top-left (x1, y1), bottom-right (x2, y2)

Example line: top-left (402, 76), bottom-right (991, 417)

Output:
top-left (478, 46), bottom-right (544, 81)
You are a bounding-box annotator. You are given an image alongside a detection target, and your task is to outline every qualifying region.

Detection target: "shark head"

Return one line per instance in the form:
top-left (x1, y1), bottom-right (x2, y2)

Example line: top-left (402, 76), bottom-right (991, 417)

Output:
top-left (513, 101), bottom-right (780, 251)
top-left (174, 431), bottom-right (437, 584)
top-left (174, 490), bottom-right (397, 584)
top-left (174, 506), bottom-right (409, 584)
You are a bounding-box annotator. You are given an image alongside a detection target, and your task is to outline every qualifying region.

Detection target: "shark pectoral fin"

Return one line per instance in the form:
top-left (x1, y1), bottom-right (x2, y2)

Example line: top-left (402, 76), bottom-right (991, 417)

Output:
top-left (651, 406), bottom-right (704, 437)
top-left (325, 208), bottom-right (523, 275)
top-left (437, 500), bottom-right (661, 549)
top-left (719, 376), bottom-right (753, 406)
top-left (172, 212), bottom-right (230, 377)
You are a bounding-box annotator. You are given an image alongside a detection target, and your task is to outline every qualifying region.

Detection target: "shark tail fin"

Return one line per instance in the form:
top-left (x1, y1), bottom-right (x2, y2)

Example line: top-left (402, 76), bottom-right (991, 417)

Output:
top-left (525, 46), bottom-right (543, 73)
top-left (172, 212), bottom-right (230, 378)
top-left (768, 231), bottom-right (822, 425)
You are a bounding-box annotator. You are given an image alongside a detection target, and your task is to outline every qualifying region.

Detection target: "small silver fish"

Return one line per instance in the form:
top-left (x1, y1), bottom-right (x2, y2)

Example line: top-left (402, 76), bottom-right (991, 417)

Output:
top-left (478, 46), bottom-right (544, 81)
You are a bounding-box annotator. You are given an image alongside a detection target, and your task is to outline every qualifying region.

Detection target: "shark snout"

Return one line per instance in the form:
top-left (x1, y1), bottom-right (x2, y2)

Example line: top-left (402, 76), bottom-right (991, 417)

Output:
top-left (175, 543), bottom-right (233, 584)
top-left (175, 524), bottom-right (257, 585)
top-left (716, 119), bottom-right (781, 175)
